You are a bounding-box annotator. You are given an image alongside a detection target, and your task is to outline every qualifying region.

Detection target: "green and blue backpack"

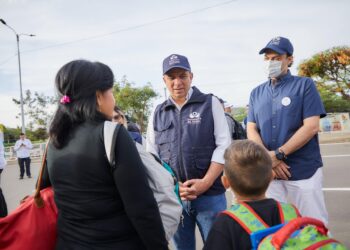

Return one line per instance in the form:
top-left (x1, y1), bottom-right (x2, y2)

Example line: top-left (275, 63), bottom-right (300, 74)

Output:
top-left (222, 201), bottom-right (347, 250)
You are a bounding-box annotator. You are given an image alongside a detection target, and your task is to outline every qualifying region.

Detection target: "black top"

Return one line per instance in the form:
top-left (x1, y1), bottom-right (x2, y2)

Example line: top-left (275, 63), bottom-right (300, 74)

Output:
top-left (203, 199), bottom-right (281, 250)
top-left (41, 122), bottom-right (167, 250)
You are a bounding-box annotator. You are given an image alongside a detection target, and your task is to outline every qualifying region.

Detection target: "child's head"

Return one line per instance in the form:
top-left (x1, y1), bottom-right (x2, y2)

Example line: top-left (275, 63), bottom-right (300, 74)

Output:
top-left (222, 140), bottom-right (272, 198)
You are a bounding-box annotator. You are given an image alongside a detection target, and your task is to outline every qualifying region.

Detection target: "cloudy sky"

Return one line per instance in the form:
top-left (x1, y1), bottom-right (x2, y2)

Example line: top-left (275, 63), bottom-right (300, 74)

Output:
top-left (1, 0), bottom-right (349, 128)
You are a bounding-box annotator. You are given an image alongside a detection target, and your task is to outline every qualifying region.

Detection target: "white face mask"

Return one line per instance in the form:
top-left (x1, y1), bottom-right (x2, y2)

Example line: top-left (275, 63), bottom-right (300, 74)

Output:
top-left (266, 60), bottom-right (282, 78)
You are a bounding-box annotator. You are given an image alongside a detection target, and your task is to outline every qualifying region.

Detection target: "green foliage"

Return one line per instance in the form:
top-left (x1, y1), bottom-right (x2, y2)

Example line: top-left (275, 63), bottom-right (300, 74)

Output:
top-left (298, 46), bottom-right (350, 107)
top-left (12, 90), bottom-right (57, 131)
top-left (232, 107), bottom-right (247, 122)
top-left (2, 126), bottom-right (47, 146)
top-left (2, 126), bottom-right (21, 145)
top-left (113, 76), bottom-right (158, 132)
top-left (317, 87), bottom-right (350, 112)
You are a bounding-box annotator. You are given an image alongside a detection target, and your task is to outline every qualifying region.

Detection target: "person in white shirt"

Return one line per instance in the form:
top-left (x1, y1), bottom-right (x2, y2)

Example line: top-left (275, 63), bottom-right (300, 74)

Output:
top-left (0, 139), bottom-right (6, 183)
top-left (13, 133), bottom-right (33, 179)
top-left (146, 54), bottom-right (231, 250)
top-left (0, 136), bottom-right (8, 217)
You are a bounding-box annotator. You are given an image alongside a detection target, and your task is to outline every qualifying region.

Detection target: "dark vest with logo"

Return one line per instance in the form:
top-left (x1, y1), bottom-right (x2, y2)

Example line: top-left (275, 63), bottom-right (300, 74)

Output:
top-left (153, 87), bottom-right (225, 196)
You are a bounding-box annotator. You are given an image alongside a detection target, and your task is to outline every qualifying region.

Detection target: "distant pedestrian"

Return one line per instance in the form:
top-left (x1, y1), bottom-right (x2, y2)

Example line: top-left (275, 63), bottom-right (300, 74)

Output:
top-left (0, 137), bottom-right (8, 217)
top-left (0, 138), bottom-right (6, 181)
top-left (222, 101), bottom-right (247, 140)
top-left (14, 133), bottom-right (33, 179)
top-left (113, 106), bottom-right (143, 144)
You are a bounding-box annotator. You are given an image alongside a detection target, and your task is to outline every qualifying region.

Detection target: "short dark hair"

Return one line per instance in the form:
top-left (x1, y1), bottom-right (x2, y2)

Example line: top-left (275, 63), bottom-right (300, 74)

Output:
top-left (224, 140), bottom-right (272, 197)
top-left (49, 60), bottom-right (114, 148)
top-left (20, 133), bottom-right (25, 136)
top-left (114, 106), bottom-right (123, 114)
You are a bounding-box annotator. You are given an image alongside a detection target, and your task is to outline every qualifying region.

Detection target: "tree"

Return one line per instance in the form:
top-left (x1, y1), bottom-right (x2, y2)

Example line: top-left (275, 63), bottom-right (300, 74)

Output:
top-left (113, 76), bottom-right (158, 132)
top-left (2, 126), bottom-right (21, 145)
top-left (298, 47), bottom-right (350, 110)
top-left (232, 107), bottom-right (246, 122)
top-left (316, 87), bottom-right (350, 112)
top-left (2, 126), bottom-right (47, 146)
top-left (12, 90), bottom-right (57, 131)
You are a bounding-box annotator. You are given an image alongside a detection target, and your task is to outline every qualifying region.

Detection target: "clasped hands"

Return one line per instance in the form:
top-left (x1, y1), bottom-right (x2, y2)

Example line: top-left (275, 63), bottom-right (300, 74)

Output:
top-left (269, 151), bottom-right (291, 180)
top-left (179, 179), bottom-right (211, 201)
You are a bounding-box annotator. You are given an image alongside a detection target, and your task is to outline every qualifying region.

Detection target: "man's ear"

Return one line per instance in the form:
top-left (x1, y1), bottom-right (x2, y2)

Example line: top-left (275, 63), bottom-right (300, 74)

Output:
top-left (287, 55), bottom-right (294, 67)
top-left (221, 175), bottom-right (231, 189)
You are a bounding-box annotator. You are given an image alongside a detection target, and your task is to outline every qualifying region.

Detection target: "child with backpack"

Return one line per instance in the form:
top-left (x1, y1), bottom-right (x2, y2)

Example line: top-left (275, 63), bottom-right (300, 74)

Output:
top-left (204, 140), bottom-right (300, 250)
top-left (204, 140), bottom-right (347, 250)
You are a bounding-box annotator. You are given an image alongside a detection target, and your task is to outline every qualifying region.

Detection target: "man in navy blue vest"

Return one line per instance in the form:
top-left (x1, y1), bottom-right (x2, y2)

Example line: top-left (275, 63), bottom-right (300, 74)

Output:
top-left (146, 54), bottom-right (231, 249)
top-left (247, 37), bottom-right (328, 225)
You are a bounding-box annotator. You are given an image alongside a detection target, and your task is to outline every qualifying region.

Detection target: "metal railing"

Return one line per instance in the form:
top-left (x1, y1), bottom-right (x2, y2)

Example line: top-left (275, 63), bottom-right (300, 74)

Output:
top-left (4, 143), bottom-right (46, 161)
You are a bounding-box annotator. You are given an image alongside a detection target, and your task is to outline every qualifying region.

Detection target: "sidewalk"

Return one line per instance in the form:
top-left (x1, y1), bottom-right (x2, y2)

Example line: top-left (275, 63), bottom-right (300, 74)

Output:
top-left (319, 132), bottom-right (350, 144)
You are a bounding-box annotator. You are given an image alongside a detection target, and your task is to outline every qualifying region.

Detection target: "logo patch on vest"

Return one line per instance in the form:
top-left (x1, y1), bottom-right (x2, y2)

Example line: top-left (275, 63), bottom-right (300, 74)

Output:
top-left (188, 112), bottom-right (201, 124)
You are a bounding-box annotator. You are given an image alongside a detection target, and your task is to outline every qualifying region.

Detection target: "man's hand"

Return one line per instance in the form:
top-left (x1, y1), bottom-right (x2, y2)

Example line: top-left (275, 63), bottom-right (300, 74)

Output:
top-left (268, 150), bottom-right (281, 168)
top-left (273, 162), bottom-right (291, 180)
top-left (271, 169), bottom-right (277, 180)
top-left (180, 179), bottom-right (211, 201)
top-left (179, 182), bottom-right (197, 201)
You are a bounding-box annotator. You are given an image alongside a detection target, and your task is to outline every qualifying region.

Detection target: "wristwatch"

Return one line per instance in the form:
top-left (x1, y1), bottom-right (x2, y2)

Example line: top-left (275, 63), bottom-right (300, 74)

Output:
top-left (275, 149), bottom-right (287, 161)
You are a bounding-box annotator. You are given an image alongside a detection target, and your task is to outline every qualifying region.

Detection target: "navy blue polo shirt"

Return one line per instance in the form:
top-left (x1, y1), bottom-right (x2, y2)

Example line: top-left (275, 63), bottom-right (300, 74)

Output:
top-left (248, 71), bottom-right (326, 180)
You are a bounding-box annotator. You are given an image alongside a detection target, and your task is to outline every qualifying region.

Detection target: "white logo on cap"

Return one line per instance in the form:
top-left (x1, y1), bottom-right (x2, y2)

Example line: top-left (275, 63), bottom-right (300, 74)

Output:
top-left (169, 54), bottom-right (180, 66)
top-left (281, 97), bottom-right (291, 106)
top-left (270, 37), bottom-right (281, 45)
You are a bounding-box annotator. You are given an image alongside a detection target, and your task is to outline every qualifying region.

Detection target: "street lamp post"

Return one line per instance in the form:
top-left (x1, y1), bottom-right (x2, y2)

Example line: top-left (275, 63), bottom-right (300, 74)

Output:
top-left (0, 19), bottom-right (35, 133)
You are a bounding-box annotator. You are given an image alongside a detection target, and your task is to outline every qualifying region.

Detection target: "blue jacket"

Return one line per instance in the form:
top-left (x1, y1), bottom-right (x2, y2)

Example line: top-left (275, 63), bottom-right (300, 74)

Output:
top-left (153, 87), bottom-right (225, 195)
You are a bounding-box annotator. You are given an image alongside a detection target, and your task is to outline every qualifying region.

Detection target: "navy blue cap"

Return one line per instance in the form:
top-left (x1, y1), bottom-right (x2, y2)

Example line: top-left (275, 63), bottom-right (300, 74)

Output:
top-left (163, 54), bottom-right (191, 74)
top-left (259, 37), bottom-right (294, 55)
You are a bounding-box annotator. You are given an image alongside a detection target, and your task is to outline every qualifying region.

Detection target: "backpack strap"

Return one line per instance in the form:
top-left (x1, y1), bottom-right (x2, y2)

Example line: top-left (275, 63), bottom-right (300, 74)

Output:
top-left (103, 121), bottom-right (121, 171)
top-left (224, 113), bottom-right (236, 137)
top-left (221, 202), bottom-right (269, 234)
top-left (161, 161), bottom-right (182, 204)
top-left (277, 201), bottom-right (301, 224)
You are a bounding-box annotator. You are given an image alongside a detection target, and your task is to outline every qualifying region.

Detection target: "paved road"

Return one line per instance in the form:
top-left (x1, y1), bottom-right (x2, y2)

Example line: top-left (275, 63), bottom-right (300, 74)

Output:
top-left (1, 143), bottom-right (349, 249)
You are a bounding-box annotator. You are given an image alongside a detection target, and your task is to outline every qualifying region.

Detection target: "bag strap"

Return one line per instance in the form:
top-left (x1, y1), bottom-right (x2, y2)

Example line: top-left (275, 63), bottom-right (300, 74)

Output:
top-left (221, 202), bottom-right (269, 234)
top-left (33, 140), bottom-right (50, 208)
top-left (277, 201), bottom-right (301, 224)
top-left (271, 217), bottom-right (328, 248)
top-left (224, 113), bottom-right (235, 137)
top-left (304, 239), bottom-right (341, 250)
top-left (103, 121), bottom-right (121, 170)
top-left (222, 201), bottom-right (302, 235)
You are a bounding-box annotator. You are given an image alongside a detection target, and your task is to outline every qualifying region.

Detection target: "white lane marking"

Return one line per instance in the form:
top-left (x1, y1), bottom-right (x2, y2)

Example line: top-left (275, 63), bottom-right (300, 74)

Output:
top-left (322, 155), bottom-right (350, 158)
top-left (323, 188), bottom-right (350, 191)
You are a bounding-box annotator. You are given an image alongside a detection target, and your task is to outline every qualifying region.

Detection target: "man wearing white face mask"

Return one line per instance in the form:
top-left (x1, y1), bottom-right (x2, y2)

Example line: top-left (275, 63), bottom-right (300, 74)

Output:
top-left (247, 36), bottom-right (329, 225)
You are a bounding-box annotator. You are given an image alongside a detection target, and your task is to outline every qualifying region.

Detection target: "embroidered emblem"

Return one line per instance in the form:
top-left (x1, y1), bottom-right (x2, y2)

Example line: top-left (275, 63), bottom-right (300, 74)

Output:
top-left (187, 112), bottom-right (201, 124)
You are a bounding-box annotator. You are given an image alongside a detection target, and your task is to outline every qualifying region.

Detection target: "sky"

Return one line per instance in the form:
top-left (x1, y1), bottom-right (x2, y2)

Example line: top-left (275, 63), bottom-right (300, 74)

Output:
top-left (1, 0), bottom-right (349, 128)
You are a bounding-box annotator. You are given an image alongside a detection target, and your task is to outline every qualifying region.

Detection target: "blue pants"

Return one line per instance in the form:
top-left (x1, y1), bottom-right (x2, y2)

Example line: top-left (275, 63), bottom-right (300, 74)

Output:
top-left (18, 157), bottom-right (31, 177)
top-left (173, 193), bottom-right (226, 250)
